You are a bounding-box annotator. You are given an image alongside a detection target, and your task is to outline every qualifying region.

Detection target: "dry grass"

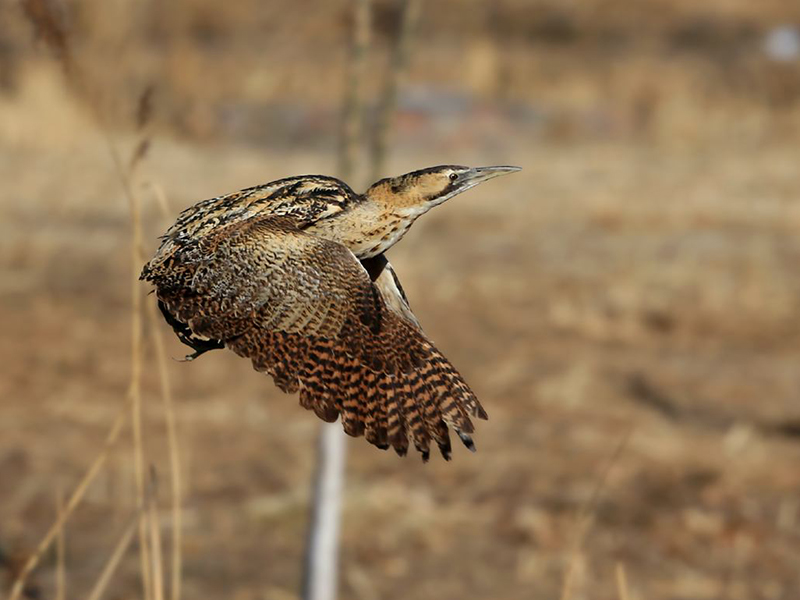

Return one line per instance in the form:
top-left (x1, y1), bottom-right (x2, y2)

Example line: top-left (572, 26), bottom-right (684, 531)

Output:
top-left (2, 0), bottom-right (800, 599)
top-left (7, 4), bottom-right (184, 599)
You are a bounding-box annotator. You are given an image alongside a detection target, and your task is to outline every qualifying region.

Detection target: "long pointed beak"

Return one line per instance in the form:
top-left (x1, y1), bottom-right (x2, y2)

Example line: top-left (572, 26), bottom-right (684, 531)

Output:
top-left (427, 164), bottom-right (522, 208)
top-left (464, 165), bottom-right (522, 185)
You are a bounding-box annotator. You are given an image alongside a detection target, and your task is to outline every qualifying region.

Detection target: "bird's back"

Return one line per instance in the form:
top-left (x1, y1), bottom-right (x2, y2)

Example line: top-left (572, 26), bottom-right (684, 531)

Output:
top-left (143, 175), bottom-right (358, 277)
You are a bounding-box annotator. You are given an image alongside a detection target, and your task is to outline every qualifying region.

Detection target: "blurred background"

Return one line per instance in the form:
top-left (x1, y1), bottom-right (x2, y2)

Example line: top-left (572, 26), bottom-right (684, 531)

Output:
top-left (2, 0), bottom-right (800, 598)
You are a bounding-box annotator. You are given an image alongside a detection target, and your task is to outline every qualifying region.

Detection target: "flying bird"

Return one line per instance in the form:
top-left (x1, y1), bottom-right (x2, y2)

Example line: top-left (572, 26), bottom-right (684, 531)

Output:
top-left (140, 165), bottom-right (520, 460)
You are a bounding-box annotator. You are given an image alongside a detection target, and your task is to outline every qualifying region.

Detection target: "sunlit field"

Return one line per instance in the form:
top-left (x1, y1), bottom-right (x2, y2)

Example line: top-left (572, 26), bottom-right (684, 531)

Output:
top-left (2, 1), bottom-right (800, 598)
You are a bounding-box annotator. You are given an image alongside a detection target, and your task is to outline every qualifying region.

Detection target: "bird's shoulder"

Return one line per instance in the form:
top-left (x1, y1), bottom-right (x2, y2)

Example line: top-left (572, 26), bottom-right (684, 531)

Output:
top-left (142, 175), bottom-right (359, 277)
top-left (171, 174), bottom-right (356, 240)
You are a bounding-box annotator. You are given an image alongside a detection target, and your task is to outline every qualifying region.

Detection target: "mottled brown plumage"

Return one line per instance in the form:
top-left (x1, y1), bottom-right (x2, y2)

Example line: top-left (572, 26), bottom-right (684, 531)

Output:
top-left (141, 165), bottom-right (520, 460)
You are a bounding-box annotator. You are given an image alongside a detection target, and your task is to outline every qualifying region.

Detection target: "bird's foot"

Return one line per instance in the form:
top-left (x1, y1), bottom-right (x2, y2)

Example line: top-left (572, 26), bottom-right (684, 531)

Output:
top-left (173, 344), bottom-right (220, 362)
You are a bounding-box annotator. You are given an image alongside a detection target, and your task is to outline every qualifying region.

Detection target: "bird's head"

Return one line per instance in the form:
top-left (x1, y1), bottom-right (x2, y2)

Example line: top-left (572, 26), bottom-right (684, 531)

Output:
top-left (365, 165), bottom-right (521, 217)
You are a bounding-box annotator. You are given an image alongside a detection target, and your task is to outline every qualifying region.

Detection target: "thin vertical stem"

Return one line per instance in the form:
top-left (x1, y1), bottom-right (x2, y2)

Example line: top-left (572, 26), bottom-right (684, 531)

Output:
top-left (19, 4), bottom-right (168, 598)
top-left (55, 487), bottom-right (66, 600)
top-left (148, 469), bottom-right (165, 600)
top-left (145, 298), bottom-right (183, 600)
top-left (559, 429), bottom-right (632, 600)
top-left (369, 0), bottom-right (422, 181)
top-left (302, 423), bottom-right (347, 600)
top-left (615, 561), bottom-right (631, 600)
top-left (86, 511), bottom-right (142, 600)
top-left (303, 1), bottom-right (372, 599)
top-left (338, 0), bottom-right (371, 183)
top-left (109, 128), bottom-right (153, 600)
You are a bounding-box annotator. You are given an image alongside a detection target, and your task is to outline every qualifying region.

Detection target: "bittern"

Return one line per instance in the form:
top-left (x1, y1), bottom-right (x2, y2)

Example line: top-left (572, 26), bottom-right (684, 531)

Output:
top-left (141, 165), bottom-right (520, 460)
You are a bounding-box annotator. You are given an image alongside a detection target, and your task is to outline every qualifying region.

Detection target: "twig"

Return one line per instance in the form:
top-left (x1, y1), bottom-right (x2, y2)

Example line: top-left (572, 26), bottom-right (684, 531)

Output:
top-left (369, 0), bottom-right (422, 181)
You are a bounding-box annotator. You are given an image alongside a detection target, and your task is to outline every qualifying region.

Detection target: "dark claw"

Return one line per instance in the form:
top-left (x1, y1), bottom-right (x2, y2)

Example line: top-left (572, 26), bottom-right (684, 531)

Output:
top-left (172, 341), bottom-right (223, 362)
top-left (174, 350), bottom-right (203, 362)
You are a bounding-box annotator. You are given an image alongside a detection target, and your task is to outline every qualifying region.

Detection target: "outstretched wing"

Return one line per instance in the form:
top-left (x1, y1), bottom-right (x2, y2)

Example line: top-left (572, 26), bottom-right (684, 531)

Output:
top-left (142, 215), bottom-right (486, 460)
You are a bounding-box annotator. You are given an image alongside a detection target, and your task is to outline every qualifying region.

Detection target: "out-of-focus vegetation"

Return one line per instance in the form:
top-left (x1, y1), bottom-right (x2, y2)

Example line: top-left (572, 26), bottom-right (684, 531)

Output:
top-left (2, 1), bottom-right (800, 598)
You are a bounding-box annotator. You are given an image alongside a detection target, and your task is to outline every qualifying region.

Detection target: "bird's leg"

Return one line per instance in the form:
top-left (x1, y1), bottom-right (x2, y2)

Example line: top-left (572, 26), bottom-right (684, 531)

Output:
top-left (158, 299), bottom-right (224, 361)
top-left (173, 330), bottom-right (225, 362)
top-left (360, 254), bottom-right (388, 282)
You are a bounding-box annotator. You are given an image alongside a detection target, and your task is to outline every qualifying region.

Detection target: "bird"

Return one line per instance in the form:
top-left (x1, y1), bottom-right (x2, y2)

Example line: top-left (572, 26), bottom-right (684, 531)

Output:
top-left (140, 164), bottom-right (520, 461)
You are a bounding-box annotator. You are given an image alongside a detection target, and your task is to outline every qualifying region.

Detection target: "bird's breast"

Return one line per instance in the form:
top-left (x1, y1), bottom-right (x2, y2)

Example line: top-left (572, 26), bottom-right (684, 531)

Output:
top-left (362, 220), bottom-right (414, 257)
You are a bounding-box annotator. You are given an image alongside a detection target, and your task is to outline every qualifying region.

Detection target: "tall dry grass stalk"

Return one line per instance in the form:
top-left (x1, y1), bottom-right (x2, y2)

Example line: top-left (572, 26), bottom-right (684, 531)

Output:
top-left (15, 2), bottom-right (183, 599)
top-left (143, 181), bottom-right (173, 219)
top-left (85, 513), bottom-right (140, 600)
top-left (86, 80), bottom-right (158, 600)
top-left (144, 287), bottom-right (183, 600)
top-left (142, 175), bottom-right (181, 600)
top-left (85, 476), bottom-right (160, 600)
top-left (559, 428), bottom-right (632, 600)
top-left (124, 139), bottom-right (154, 600)
top-left (128, 90), bottom-right (185, 600)
top-left (9, 406), bottom-right (129, 600)
top-left (55, 488), bottom-right (66, 600)
top-left (615, 561), bottom-right (631, 600)
top-left (142, 169), bottom-right (183, 600)
top-left (147, 468), bottom-right (165, 600)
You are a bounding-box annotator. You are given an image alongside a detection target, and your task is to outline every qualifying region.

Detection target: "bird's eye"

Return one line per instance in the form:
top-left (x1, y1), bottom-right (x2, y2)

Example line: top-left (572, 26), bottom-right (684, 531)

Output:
top-left (449, 173), bottom-right (458, 182)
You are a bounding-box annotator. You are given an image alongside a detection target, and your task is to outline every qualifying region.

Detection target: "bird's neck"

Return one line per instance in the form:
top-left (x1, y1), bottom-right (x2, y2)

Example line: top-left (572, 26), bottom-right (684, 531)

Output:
top-left (307, 195), bottom-right (428, 259)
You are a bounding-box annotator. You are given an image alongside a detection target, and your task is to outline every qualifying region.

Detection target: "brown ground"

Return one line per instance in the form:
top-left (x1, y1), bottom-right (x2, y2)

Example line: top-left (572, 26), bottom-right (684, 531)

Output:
top-left (2, 1), bottom-right (800, 599)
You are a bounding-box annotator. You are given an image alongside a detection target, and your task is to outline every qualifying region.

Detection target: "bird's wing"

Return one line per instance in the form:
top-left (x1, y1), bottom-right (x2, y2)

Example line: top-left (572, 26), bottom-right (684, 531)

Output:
top-left (143, 216), bottom-right (486, 460)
